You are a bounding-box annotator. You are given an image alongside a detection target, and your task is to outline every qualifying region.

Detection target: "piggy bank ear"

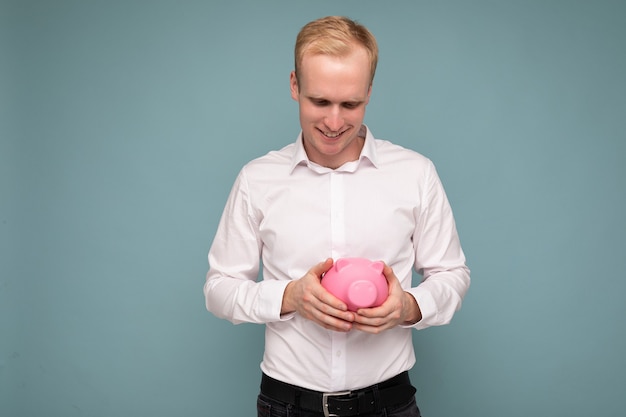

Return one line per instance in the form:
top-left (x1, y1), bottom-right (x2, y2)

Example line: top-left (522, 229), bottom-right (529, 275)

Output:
top-left (335, 258), bottom-right (351, 271)
top-left (370, 261), bottom-right (384, 274)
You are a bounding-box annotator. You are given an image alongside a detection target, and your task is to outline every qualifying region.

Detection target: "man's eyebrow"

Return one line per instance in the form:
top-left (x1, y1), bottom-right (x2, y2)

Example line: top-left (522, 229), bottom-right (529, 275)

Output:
top-left (306, 95), bottom-right (364, 104)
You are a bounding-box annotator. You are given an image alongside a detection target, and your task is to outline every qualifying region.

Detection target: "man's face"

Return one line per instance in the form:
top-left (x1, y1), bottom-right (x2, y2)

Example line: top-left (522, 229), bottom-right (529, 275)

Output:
top-left (290, 46), bottom-right (372, 169)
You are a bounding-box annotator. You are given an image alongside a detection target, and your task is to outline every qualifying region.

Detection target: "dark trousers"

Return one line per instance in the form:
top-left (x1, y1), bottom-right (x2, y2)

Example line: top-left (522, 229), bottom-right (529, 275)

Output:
top-left (257, 393), bottom-right (421, 417)
top-left (257, 373), bottom-right (421, 417)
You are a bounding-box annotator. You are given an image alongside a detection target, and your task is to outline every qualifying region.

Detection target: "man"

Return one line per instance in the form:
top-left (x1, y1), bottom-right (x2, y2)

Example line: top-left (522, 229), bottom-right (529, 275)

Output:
top-left (204, 16), bottom-right (470, 417)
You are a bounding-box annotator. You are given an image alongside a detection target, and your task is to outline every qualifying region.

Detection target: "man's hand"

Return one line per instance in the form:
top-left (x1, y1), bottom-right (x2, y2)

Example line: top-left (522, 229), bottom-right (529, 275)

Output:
top-left (352, 263), bottom-right (422, 334)
top-left (281, 258), bottom-right (355, 332)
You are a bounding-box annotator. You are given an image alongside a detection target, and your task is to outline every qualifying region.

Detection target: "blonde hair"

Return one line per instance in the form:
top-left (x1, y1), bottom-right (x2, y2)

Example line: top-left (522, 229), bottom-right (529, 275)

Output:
top-left (294, 16), bottom-right (378, 85)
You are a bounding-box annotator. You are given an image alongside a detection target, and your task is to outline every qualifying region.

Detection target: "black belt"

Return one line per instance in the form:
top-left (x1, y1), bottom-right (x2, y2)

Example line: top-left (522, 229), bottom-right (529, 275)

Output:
top-left (260, 372), bottom-right (416, 417)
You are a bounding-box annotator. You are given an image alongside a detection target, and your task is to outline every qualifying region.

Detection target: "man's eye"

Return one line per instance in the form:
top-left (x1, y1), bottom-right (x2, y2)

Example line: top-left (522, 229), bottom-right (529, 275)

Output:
top-left (343, 103), bottom-right (359, 109)
top-left (313, 100), bottom-right (329, 106)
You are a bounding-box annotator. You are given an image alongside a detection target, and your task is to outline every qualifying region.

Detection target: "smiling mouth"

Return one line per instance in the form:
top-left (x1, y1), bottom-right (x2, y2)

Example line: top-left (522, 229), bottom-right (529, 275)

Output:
top-left (320, 128), bottom-right (349, 139)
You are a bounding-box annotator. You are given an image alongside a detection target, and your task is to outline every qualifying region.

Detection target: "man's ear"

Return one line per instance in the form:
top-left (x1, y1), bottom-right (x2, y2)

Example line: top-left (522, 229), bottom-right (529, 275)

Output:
top-left (366, 84), bottom-right (373, 104)
top-left (289, 71), bottom-right (299, 101)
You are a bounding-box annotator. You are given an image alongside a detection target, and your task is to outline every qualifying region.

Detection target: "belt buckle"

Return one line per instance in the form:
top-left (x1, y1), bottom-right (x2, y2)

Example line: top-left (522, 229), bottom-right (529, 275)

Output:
top-left (322, 390), bottom-right (352, 417)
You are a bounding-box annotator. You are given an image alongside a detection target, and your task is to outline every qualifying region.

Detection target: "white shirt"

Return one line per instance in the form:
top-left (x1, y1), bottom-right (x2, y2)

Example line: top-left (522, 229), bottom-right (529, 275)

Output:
top-left (204, 126), bottom-right (470, 392)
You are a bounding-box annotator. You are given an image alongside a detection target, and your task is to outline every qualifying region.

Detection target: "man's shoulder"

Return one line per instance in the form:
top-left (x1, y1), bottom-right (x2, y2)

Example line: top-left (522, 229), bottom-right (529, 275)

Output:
top-left (373, 138), bottom-right (433, 168)
top-left (241, 142), bottom-right (296, 175)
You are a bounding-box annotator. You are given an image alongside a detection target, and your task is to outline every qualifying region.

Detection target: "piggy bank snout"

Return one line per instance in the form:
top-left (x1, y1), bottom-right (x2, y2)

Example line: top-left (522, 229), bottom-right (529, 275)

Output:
top-left (347, 280), bottom-right (379, 309)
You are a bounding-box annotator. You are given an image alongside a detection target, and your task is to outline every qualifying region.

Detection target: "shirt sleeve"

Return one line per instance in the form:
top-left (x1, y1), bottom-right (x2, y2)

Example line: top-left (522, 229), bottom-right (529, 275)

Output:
top-left (203, 169), bottom-right (290, 324)
top-left (406, 160), bottom-right (471, 330)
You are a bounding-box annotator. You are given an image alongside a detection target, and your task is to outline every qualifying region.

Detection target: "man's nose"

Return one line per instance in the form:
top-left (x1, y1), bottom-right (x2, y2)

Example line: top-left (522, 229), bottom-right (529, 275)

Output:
top-left (324, 107), bottom-right (344, 131)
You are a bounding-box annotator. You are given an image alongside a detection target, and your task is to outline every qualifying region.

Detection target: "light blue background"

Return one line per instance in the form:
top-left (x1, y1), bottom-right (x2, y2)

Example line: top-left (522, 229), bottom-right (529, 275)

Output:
top-left (2, 1), bottom-right (625, 416)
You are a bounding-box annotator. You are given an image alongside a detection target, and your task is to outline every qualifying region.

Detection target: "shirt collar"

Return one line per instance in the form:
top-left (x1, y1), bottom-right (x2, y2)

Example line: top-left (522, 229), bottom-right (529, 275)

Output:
top-left (289, 125), bottom-right (379, 174)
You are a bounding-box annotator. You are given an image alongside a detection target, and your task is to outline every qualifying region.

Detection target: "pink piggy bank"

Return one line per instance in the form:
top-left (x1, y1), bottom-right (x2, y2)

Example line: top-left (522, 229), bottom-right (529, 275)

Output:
top-left (321, 258), bottom-right (388, 311)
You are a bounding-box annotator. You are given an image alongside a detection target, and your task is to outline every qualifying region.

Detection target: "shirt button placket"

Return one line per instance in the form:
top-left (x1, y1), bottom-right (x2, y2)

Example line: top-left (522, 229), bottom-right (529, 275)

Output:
top-left (329, 171), bottom-right (347, 390)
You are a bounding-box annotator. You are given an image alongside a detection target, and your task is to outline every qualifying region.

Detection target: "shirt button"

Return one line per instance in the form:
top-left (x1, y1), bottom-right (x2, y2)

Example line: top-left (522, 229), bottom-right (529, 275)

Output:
top-left (336, 351), bottom-right (342, 357)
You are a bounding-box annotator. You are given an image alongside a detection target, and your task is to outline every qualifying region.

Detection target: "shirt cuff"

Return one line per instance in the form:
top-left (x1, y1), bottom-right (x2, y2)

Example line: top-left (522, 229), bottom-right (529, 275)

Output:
top-left (402, 287), bottom-right (437, 330)
top-left (261, 279), bottom-right (295, 322)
